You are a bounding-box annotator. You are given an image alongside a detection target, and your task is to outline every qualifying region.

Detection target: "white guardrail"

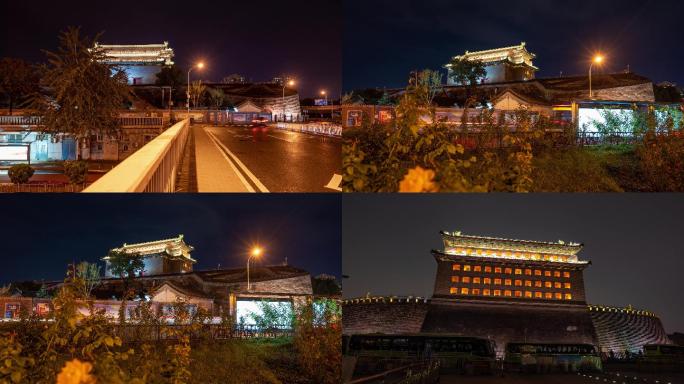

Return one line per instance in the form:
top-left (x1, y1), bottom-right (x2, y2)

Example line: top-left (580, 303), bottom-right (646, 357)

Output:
top-left (275, 122), bottom-right (342, 137)
top-left (83, 119), bottom-right (190, 193)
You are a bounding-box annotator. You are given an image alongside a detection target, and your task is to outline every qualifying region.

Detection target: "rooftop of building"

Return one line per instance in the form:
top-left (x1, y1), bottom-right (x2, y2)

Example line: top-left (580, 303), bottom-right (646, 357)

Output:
top-left (104, 234), bottom-right (195, 262)
top-left (440, 231), bottom-right (583, 254)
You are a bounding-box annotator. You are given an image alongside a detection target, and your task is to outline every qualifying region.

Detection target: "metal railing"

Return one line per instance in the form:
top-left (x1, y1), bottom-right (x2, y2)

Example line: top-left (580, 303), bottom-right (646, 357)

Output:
top-left (0, 115), bottom-right (42, 125)
top-left (0, 183), bottom-right (90, 193)
top-left (348, 360), bottom-right (440, 384)
top-left (83, 119), bottom-right (190, 193)
top-left (119, 117), bottom-right (164, 126)
top-left (0, 115), bottom-right (163, 127)
top-left (276, 122), bottom-right (342, 137)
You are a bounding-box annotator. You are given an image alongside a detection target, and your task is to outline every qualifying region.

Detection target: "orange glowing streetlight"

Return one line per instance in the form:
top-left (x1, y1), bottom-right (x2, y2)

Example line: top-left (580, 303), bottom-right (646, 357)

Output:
top-left (247, 246), bottom-right (263, 291)
top-left (187, 62), bottom-right (205, 114)
top-left (589, 54), bottom-right (605, 99)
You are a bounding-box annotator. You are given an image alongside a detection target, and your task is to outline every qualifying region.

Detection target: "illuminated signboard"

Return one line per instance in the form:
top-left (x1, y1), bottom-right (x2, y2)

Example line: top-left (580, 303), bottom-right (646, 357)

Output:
top-left (0, 146), bottom-right (29, 161)
top-left (314, 98), bottom-right (328, 106)
top-left (5, 303), bottom-right (21, 319)
top-left (236, 300), bottom-right (293, 328)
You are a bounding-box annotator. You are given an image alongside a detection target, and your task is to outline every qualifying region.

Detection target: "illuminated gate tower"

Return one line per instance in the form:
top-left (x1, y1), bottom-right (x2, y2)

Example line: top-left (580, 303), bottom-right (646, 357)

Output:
top-left (103, 235), bottom-right (196, 277)
top-left (433, 231), bottom-right (589, 303)
top-left (93, 42), bottom-right (175, 85)
top-left (424, 231), bottom-right (597, 355)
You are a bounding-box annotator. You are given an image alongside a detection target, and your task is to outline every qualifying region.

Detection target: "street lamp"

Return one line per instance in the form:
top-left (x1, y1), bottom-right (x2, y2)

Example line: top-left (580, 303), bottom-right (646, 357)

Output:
top-left (187, 62), bottom-right (205, 115)
top-left (282, 79), bottom-right (295, 122)
top-left (247, 246), bottom-right (262, 291)
top-left (321, 90), bottom-right (328, 119)
top-left (589, 55), bottom-right (604, 99)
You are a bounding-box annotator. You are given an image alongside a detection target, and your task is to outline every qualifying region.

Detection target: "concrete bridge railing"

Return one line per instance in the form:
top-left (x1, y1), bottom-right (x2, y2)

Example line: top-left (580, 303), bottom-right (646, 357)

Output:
top-left (83, 119), bottom-right (190, 193)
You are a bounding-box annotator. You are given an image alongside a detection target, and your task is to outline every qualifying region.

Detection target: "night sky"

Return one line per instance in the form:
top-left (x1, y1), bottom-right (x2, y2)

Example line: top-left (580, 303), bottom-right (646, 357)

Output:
top-left (343, 194), bottom-right (684, 333)
top-left (343, 0), bottom-right (684, 91)
top-left (0, 194), bottom-right (341, 284)
top-left (0, 0), bottom-right (341, 98)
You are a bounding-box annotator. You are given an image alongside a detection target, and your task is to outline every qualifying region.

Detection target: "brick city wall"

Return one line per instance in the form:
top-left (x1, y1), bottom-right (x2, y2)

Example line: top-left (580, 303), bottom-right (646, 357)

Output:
top-left (343, 299), bottom-right (429, 335)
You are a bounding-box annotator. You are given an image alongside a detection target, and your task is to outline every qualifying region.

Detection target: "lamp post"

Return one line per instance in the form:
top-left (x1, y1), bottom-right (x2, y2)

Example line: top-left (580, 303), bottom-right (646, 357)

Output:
top-left (247, 246), bottom-right (262, 291)
top-left (321, 90), bottom-right (328, 119)
top-left (187, 62), bottom-right (205, 116)
top-left (282, 79), bottom-right (295, 122)
top-left (589, 55), bottom-right (604, 99)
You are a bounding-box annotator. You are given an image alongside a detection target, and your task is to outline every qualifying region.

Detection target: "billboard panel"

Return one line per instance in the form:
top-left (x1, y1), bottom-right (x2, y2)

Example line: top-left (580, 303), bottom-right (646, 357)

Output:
top-left (0, 146), bottom-right (29, 161)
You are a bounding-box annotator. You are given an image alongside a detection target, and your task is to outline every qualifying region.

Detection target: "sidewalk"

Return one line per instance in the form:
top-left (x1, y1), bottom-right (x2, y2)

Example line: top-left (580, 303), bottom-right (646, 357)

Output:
top-left (192, 124), bottom-right (251, 192)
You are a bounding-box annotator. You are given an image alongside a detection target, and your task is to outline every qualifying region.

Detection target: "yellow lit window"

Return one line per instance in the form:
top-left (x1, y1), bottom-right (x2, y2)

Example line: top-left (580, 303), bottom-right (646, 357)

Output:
top-left (514, 269), bottom-right (522, 275)
top-left (472, 288), bottom-right (481, 295)
top-left (563, 271), bottom-right (571, 278)
top-left (564, 283), bottom-right (571, 289)
top-left (461, 287), bottom-right (469, 295)
top-left (483, 278), bottom-right (492, 284)
top-left (514, 291), bottom-right (523, 297)
top-left (554, 282), bottom-right (562, 289)
top-left (544, 271), bottom-right (552, 277)
top-left (474, 266), bottom-right (482, 272)
top-left (493, 290), bottom-right (502, 297)
top-left (564, 293), bottom-right (572, 300)
top-left (525, 280), bottom-right (532, 287)
top-left (554, 271), bottom-right (561, 278)
top-left (473, 277), bottom-right (481, 284)
top-left (451, 276), bottom-right (459, 283)
top-left (545, 281), bottom-right (552, 288)
top-left (524, 269), bottom-right (532, 275)
top-left (452, 264), bottom-right (461, 271)
top-left (463, 265), bottom-right (471, 271)
top-left (535, 281), bottom-right (542, 288)
top-left (484, 266), bottom-right (492, 273)
top-left (534, 292), bottom-right (542, 298)
top-left (505, 268), bottom-right (513, 274)
top-left (525, 291), bottom-right (533, 298)
top-left (462, 277), bottom-right (471, 283)
top-left (504, 279), bottom-right (512, 286)
top-left (534, 270), bottom-right (542, 276)
top-left (494, 278), bottom-right (502, 285)
top-left (450, 287), bottom-right (458, 294)
top-left (514, 280), bottom-right (523, 287)
top-left (483, 289), bottom-right (491, 296)
top-left (495, 267), bottom-right (502, 273)
top-left (555, 293), bottom-right (562, 300)
top-left (504, 290), bottom-right (512, 297)
top-left (545, 292), bottom-right (553, 299)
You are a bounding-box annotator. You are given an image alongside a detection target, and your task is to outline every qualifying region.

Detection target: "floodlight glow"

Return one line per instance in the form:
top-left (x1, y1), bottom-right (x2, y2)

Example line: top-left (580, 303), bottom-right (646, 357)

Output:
top-left (197, 62), bottom-right (205, 69)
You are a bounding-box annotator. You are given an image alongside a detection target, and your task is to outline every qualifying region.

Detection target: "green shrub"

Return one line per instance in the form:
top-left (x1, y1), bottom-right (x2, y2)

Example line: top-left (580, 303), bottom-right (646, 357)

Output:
top-left (532, 149), bottom-right (622, 192)
top-left (8, 164), bottom-right (34, 184)
top-left (636, 132), bottom-right (684, 191)
top-left (63, 160), bottom-right (89, 184)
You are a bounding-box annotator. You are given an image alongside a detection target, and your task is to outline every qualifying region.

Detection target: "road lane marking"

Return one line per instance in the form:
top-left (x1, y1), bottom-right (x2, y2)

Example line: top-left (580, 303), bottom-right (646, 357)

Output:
top-left (325, 174), bottom-right (342, 191)
top-left (204, 128), bottom-right (255, 192)
top-left (204, 128), bottom-right (270, 193)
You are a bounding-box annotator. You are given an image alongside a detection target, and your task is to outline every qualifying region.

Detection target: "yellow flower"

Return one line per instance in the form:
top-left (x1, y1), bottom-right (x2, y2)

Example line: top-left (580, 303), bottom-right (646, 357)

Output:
top-left (56, 359), bottom-right (96, 384)
top-left (399, 166), bottom-right (439, 193)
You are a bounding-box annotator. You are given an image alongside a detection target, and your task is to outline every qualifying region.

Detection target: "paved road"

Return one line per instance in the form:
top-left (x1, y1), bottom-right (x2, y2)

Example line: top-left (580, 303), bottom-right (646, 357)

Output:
top-left (198, 125), bottom-right (341, 192)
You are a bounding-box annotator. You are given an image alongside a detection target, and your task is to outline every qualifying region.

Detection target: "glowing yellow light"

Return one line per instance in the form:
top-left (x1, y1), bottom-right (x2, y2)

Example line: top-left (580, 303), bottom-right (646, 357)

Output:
top-left (320, 90), bottom-right (327, 95)
top-left (288, 80), bottom-right (295, 87)
top-left (251, 247), bottom-right (262, 257)
top-left (197, 62), bottom-right (205, 69)
top-left (593, 55), bottom-right (604, 64)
